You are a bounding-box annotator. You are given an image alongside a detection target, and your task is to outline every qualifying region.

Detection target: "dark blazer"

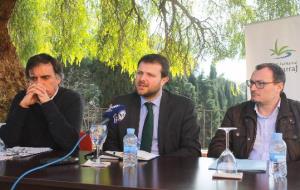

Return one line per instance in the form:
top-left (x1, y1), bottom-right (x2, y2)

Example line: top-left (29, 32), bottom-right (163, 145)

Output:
top-left (103, 90), bottom-right (201, 157)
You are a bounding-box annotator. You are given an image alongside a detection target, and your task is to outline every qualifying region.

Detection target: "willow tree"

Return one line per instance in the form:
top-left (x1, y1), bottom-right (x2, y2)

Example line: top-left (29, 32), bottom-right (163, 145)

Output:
top-left (205, 0), bottom-right (300, 62)
top-left (0, 0), bottom-right (220, 121)
top-left (0, 1), bottom-right (26, 121)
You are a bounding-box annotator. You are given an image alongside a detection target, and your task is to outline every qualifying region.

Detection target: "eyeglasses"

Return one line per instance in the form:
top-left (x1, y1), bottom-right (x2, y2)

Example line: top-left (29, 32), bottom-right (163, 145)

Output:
top-left (246, 80), bottom-right (279, 89)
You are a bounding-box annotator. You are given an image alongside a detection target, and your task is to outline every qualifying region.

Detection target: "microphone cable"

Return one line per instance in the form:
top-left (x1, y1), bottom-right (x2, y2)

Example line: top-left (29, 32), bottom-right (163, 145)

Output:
top-left (10, 132), bottom-right (89, 190)
top-left (11, 104), bottom-right (126, 190)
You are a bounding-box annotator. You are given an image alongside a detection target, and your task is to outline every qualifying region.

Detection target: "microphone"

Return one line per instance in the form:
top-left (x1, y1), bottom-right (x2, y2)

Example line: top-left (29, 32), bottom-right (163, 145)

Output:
top-left (11, 105), bottom-right (126, 190)
top-left (83, 104), bottom-right (126, 159)
top-left (100, 104), bottom-right (126, 126)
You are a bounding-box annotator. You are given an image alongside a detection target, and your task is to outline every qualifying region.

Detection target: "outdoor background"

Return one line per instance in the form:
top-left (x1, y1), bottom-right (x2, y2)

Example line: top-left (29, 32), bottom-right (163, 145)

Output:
top-left (1, 0), bottom-right (300, 148)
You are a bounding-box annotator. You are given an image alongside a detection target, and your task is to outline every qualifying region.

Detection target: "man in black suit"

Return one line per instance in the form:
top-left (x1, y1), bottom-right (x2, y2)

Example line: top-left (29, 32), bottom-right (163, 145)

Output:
top-left (103, 54), bottom-right (201, 156)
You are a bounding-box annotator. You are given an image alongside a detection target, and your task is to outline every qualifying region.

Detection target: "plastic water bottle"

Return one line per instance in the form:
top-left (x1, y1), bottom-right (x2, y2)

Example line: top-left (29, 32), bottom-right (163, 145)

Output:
top-left (123, 128), bottom-right (138, 168)
top-left (269, 133), bottom-right (287, 179)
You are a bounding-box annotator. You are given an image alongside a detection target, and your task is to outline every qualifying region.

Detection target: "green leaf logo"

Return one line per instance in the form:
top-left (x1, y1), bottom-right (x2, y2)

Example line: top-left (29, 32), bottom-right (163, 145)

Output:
top-left (270, 40), bottom-right (295, 59)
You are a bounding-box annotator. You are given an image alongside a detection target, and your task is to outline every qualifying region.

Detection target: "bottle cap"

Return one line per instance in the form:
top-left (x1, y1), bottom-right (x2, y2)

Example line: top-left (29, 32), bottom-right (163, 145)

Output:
top-left (272, 133), bottom-right (283, 140)
top-left (127, 128), bottom-right (135, 134)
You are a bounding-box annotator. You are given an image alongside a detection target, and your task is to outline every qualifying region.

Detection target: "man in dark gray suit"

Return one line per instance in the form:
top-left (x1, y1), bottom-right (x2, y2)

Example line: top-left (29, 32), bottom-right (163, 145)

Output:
top-left (103, 54), bottom-right (201, 157)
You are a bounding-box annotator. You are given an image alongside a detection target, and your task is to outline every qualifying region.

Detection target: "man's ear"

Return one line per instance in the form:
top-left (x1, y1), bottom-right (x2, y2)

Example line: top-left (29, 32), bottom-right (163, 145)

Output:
top-left (277, 82), bottom-right (284, 93)
top-left (161, 76), bottom-right (169, 85)
top-left (56, 74), bottom-right (62, 85)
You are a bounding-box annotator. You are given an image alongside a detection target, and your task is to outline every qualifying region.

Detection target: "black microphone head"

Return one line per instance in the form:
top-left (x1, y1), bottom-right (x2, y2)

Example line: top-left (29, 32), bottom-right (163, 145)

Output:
top-left (103, 104), bottom-right (126, 125)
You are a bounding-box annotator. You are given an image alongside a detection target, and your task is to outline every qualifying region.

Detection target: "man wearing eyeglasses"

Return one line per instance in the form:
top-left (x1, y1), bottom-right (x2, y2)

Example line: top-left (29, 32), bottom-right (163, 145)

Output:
top-left (208, 63), bottom-right (300, 161)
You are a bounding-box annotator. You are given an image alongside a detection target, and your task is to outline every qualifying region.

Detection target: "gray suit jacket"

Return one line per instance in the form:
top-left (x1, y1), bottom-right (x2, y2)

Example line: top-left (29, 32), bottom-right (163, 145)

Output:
top-left (103, 90), bottom-right (201, 156)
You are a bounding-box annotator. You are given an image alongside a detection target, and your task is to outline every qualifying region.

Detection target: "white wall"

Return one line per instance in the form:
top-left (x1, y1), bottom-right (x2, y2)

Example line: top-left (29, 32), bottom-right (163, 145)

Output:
top-left (245, 15), bottom-right (300, 100)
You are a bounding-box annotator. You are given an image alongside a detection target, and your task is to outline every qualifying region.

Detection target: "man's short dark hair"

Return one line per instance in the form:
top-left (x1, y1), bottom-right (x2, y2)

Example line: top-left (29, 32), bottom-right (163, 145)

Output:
top-left (25, 53), bottom-right (64, 79)
top-left (256, 63), bottom-right (286, 84)
top-left (138, 54), bottom-right (170, 78)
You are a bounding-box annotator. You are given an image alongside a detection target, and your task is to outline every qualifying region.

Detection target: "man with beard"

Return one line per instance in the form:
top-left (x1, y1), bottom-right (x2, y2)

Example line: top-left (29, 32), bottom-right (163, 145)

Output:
top-left (103, 54), bottom-right (201, 156)
top-left (208, 63), bottom-right (300, 161)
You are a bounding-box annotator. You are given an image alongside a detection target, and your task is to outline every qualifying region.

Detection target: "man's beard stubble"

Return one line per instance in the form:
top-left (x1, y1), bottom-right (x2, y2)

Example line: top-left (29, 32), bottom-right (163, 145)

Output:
top-left (135, 84), bottom-right (161, 99)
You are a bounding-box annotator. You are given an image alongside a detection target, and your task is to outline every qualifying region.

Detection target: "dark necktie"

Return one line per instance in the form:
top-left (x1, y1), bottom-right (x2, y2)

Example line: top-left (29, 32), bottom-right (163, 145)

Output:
top-left (140, 102), bottom-right (154, 152)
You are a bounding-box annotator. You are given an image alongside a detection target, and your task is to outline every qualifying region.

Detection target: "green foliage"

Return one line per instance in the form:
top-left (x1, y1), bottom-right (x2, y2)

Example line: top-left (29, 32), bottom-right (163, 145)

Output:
top-left (256, 0), bottom-right (300, 19)
top-left (95, 0), bottom-right (151, 75)
top-left (48, 0), bottom-right (93, 64)
top-left (9, 0), bottom-right (46, 64)
top-left (192, 64), bottom-right (246, 148)
top-left (63, 58), bottom-right (133, 107)
top-left (209, 64), bottom-right (217, 80)
top-left (191, 65), bottom-right (246, 111)
top-left (206, 0), bottom-right (300, 62)
top-left (165, 76), bottom-right (197, 103)
top-left (8, 0), bottom-right (300, 76)
top-left (63, 63), bottom-right (102, 108)
top-left (9, 0), bottom-right (94, 65)
top-left (9, 0), bottom-right (207, 77)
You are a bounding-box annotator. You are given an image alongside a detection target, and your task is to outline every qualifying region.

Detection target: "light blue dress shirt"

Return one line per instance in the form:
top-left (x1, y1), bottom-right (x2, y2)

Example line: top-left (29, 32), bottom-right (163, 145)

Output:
top-left (248, 101), bottom-right (281, 160)
top-left (138, 90), bottom-right (162, 155)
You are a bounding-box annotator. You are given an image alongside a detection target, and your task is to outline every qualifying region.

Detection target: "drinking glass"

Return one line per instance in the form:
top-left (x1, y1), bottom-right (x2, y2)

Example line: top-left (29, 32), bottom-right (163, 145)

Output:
top-left (0, 138), bottom-right (6, 153)
top-left (89, 124), bottom-right (108, 164)
top-left (0, 123), bottom-right (6, 153)
top-left (216, 127), bottom-right (237, 174)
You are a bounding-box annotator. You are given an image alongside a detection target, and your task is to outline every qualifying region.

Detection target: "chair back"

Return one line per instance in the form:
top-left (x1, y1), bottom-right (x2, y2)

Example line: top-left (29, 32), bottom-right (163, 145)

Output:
top-left (79, 131), bottom-right (93, 151)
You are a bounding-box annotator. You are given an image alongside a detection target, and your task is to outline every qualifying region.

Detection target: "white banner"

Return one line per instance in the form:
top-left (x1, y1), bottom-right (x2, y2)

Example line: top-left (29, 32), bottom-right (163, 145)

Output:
top-left (245, 15), bottom-right (300, 100)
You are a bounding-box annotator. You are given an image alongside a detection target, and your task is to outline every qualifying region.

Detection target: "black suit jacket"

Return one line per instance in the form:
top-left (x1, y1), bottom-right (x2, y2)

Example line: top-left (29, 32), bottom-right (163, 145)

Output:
top-left (103, 90), bottom-right (201, 157)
